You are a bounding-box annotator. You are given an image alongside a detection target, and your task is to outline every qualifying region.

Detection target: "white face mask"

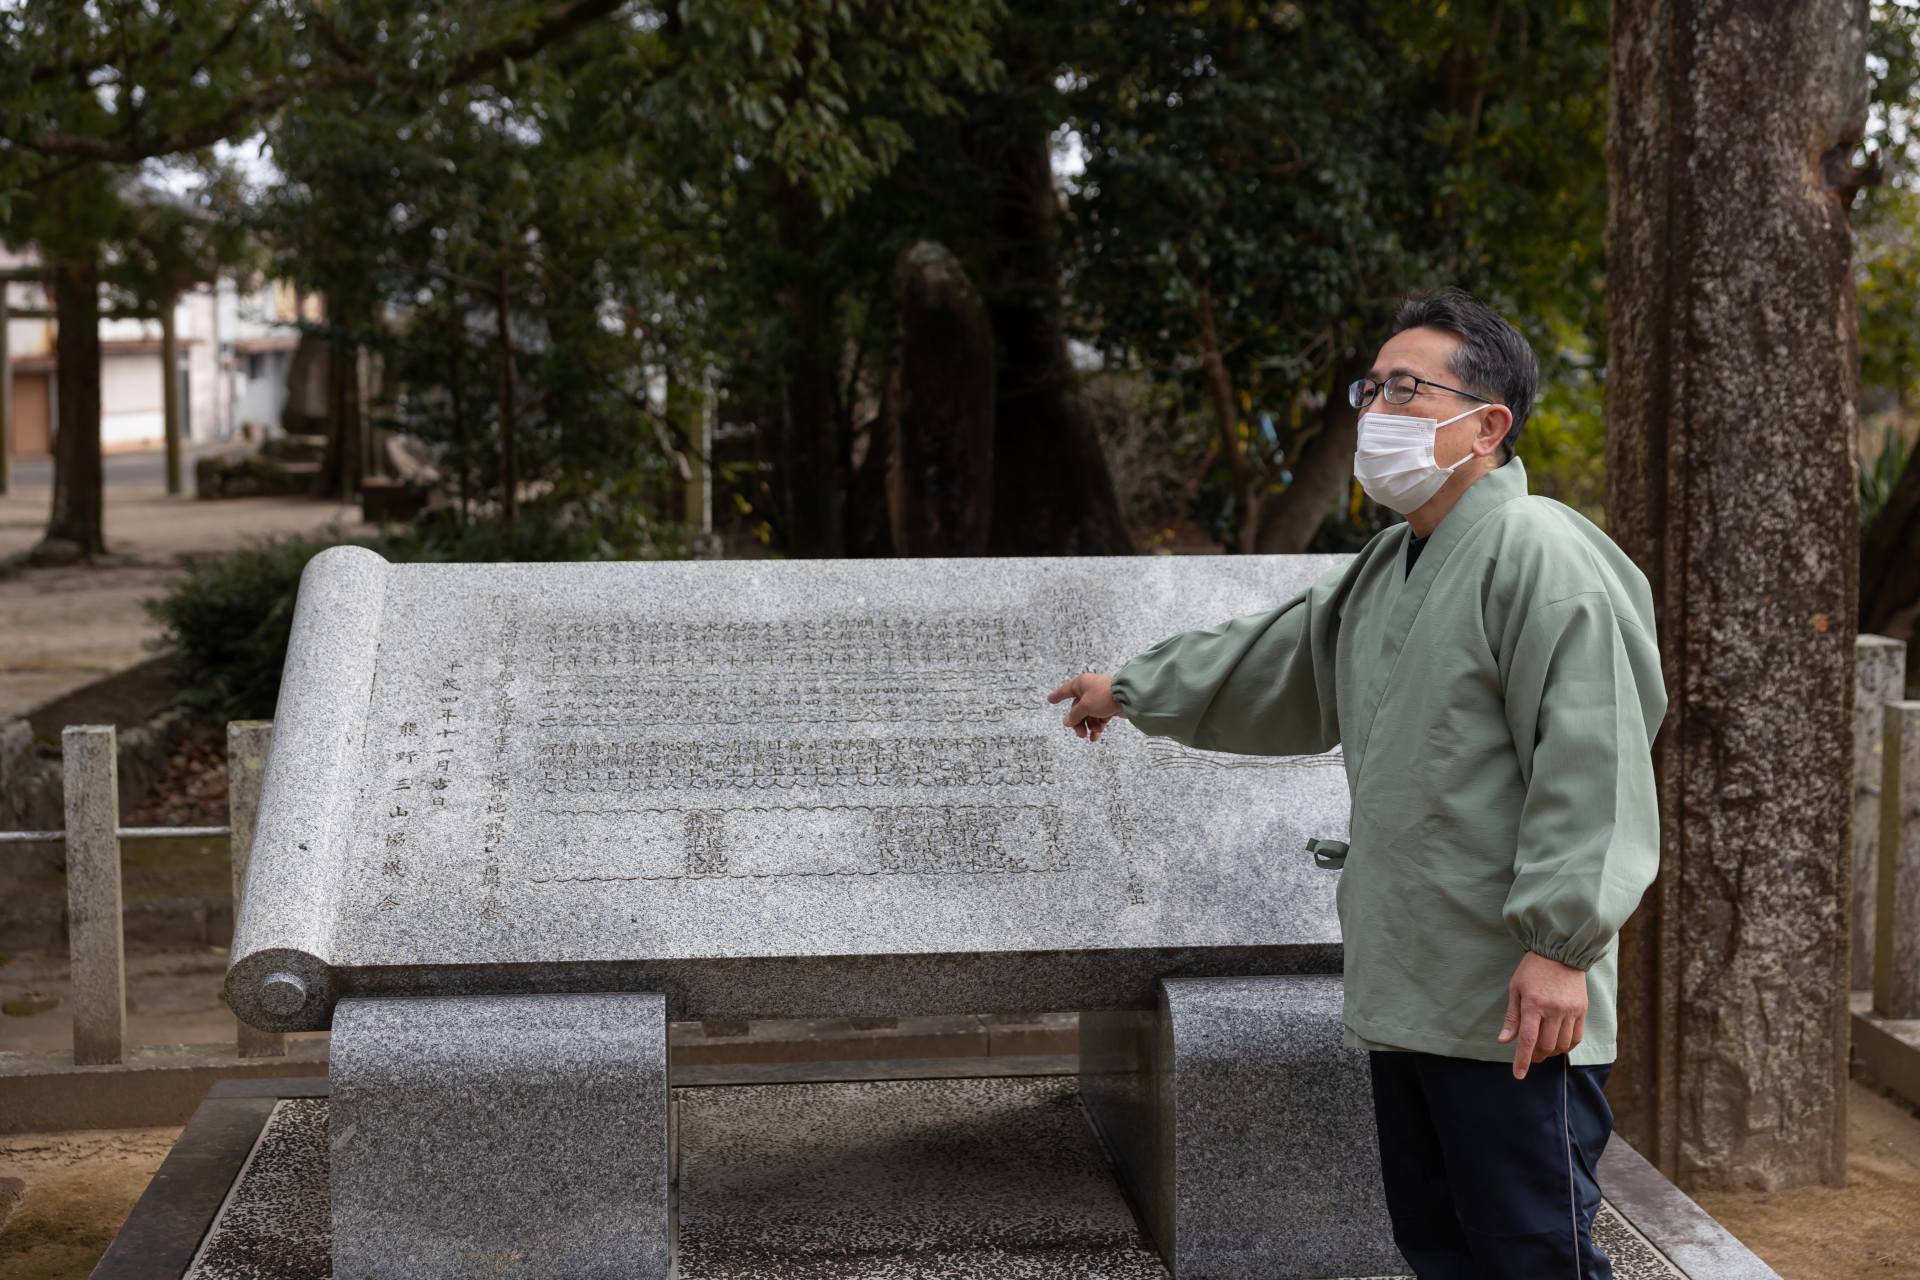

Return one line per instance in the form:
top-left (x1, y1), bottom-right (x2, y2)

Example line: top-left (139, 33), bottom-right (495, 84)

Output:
top-left (1352, 404), bottom-right (1493, 515)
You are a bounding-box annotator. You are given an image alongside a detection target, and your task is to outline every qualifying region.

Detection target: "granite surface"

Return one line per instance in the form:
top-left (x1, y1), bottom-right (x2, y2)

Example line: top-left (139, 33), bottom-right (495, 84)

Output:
top-left (1854, 637), bottom-right (1907, 989)
top-left (227, 721), bottom-right (285, 1059)
top-left (1876, 702), bottom-right (1920, 1019)
top-left (328, 992), bottom-right (669, 1279)
top-left (1084, 976), bottom-right (1402, 1278)
top-left (676, 1076), bottom-right (1165, 1275)
top-left (180, 1082), bottom-right (1704, 1280)
top-left (229, 549), bottom-right (1354, 1030)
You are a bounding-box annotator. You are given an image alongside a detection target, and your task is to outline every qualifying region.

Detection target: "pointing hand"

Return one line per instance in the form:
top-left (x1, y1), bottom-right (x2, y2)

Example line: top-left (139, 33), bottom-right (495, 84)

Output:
top-left (1047, 673), bottom-right (1124, 742)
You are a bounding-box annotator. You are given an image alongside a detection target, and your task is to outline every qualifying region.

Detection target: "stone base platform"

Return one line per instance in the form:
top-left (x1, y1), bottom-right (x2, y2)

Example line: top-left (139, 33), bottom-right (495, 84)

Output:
top-left (94, 1067), bottom-right (1775, 1280)
top-left (1852, 991), bottom-right (1920, 1112)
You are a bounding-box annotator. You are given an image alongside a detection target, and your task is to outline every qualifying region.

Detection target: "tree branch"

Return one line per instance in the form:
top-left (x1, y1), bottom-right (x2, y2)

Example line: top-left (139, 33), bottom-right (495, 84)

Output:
top-left (12, 0), bottom-right (630, 164)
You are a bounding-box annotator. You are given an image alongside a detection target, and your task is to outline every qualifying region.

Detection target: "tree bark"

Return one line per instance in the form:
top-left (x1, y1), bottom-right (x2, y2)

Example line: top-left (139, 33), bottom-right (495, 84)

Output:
top-left (773, 171), bottom-right (844, 557)
top-left (1606, 0), bottom-right (1868, 1191)
top-left (883, 241), bottom-right (996, 557)
top-left (319, 292), bottom-right (364, 502)
top-left (495, 269), bottom-right (519, 526)
top-left (1196, 289), bottom-right (1258, 554)
top-left (1255, 348), bottom-right (1367, 554)
top-left (37, 255), bottom-right (105, 560)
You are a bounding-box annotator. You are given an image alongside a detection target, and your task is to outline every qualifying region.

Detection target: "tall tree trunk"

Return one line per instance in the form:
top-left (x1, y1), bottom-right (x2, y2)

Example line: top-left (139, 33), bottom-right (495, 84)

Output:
top-left (1606, 0), bottom-right (1869, 1192)
top-left (773, 172), bottom-right (844, 557)
top-left (972, 114), bottom-right (1133, 556)
top-left (1196, 290), bottom-right (1258, 554)
top-left (496, 270), bottom-right (519, 527)
top-left (37, 256), bottom-right (105, 561)
top-left (320, 291), bottom-right (364, 503)
top-left (1255, 347), bottom-right (1368, 554)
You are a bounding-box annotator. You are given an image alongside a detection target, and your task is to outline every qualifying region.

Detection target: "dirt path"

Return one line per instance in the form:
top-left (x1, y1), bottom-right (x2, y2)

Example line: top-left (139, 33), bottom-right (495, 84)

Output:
top-left (0, 1126), bottom-right (180, 1280)
top-left (0, 447), bottom-right (370, 719)
top-left (1694, 1082), bottom-right (1920, 1278)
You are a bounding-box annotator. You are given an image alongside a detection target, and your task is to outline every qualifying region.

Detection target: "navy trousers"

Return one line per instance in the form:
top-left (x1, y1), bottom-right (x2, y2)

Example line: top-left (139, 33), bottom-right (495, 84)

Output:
top-left (1368, 1050), bottom-right (1614, 1280)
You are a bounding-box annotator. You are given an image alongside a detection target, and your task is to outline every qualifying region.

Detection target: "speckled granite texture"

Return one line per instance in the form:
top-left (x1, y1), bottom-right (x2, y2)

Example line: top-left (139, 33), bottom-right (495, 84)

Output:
top-left (328, 993), bottom-right (668, 1280)
top-left (183, 1080), bottom-right (1702, 1280)
top-left (228, 551), bottom-right (1354, 1031)
top-left (186, 1098), bottom-right (331, 1278)
top-left (1083, 976), bottom-right (1402, 1278)
top-left (675, 1076), bottom-right (1167, 1277)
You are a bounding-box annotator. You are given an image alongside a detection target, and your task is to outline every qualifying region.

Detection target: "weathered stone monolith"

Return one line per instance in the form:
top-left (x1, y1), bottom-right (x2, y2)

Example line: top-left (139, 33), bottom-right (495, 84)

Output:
top-left (1606, 0), bottom-right (1870, 1190)
top-left (883, 240), bottom-right (996, 557)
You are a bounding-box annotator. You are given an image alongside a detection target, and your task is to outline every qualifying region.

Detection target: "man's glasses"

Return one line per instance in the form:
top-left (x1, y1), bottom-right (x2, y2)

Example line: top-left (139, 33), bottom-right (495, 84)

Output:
top-left (1348, 373), bottom-right (1495, 411)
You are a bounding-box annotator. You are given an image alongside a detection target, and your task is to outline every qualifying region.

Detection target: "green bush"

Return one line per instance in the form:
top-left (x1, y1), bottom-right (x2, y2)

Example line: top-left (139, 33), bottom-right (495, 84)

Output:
top-left (148, 499), bottom-right (690, 721)
top-left (147, 529), bottom-right (360, 722)
top-left (1861, 425), bottom-right (1913, 531)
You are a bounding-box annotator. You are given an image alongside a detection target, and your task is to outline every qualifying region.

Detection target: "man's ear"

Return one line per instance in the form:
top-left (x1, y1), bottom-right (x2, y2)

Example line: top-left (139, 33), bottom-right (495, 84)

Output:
top-left (1476, 405), bottom-right (1513, 455)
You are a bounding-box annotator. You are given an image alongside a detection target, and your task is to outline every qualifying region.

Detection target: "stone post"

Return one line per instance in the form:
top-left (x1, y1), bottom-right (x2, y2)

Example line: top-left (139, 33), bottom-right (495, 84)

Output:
top-left (1855, 638), bottom-right (1908, 989)
top-left (63, 725), bottom-right (125, 1065)
top-left (1876, 703), bottom-right (1920, 1019)
top-left (227, 720), bottom-right (285, 1058)
top-left (1605, 0), bottom-right (1869, 1189)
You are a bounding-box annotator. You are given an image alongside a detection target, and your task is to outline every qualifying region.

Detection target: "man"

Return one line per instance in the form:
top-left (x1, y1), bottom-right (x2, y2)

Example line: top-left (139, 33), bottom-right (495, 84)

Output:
top-left (1048, 287), bottom-right (1666, 1279)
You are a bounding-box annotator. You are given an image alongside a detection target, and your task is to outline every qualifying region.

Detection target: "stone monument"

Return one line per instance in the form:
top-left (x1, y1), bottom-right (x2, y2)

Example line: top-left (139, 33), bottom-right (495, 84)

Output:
top-left (227, 544), bottom-right (1399, 1278)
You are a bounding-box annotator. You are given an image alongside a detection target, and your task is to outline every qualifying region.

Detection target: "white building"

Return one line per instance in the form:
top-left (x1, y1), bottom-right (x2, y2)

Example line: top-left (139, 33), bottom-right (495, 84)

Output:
top-left (3, 245), bottom-right (309, 459)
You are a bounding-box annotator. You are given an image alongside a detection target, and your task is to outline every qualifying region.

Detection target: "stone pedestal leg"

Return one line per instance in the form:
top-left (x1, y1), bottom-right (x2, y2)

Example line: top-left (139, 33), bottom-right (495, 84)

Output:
top-left (1081, 975), bottom-right (1401, 1279)
top-left (330, 992), bottom-right (670, 1280)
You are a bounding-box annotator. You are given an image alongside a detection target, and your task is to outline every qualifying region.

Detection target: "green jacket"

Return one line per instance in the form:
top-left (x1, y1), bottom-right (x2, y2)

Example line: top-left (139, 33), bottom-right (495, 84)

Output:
top-left (1109, 458), bottom-right (1666, 1064)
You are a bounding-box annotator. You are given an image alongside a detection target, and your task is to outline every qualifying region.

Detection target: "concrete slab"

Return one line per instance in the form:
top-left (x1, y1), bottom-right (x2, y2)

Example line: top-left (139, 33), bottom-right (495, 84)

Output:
top-left (1853, 990), bottom-right (1920, 1111)
top-left (92, 1073), bottom-right (1772, 1280)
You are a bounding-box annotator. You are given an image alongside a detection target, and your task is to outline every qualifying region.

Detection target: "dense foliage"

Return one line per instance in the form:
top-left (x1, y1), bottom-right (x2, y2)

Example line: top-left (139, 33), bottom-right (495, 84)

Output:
top-left (148, 500), bottom-right (689, 720)
top-left (6, 0), bottom-right (1918, 560)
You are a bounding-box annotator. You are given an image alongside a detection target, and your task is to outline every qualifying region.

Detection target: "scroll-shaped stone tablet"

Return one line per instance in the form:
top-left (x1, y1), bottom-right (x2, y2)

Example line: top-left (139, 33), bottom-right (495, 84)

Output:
top-left (227, 549), bottom-right (1352, 1032)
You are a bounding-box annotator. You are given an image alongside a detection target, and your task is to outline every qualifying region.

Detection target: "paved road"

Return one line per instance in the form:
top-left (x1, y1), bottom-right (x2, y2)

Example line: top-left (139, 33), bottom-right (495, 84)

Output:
top-left (2, 441), bottom-right (229, 494)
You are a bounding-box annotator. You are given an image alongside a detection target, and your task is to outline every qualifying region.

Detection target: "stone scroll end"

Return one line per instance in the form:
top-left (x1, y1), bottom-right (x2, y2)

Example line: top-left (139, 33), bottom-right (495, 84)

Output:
top-left (227, 948), bottom-right (335, 1033)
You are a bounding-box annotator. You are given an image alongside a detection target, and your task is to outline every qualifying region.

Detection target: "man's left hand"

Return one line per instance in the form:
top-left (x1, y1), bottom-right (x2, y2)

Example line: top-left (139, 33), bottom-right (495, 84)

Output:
top-left (1497, 951), bottom-right (1588, 1079)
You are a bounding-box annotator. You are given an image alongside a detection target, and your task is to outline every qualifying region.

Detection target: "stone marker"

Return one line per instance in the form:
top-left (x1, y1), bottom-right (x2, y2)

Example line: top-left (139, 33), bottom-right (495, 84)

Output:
top-left (1854, 637), bottom-right (1907, 990)
top-left (231, 545), bottom-right (1372, 1279)
top-left (1876, 702), bottom-right (1920, 1020)
top-left (227, 545), bottom-right (1351, 1032)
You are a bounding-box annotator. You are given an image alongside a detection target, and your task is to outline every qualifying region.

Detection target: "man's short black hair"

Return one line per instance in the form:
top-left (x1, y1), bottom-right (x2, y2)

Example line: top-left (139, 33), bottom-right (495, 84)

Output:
top-left (1391, 287), bottom-right (1538, 463)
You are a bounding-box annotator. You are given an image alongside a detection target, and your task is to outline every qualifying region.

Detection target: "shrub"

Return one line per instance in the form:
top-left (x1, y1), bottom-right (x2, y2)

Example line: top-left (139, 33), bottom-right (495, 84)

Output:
top-left (148, 499), bottom-right (690, 721)
top-left (147, 529), bottom-right (363, 722)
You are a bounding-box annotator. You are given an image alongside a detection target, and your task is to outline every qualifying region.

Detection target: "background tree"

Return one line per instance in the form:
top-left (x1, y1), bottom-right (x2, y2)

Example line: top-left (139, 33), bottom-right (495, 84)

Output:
top-left (0, 0), bottom-right (628, 558)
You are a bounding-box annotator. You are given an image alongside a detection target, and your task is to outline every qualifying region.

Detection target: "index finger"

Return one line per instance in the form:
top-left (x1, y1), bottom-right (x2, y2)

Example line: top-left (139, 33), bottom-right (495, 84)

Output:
top-left (1046, 677), bottom-right (1082, 705)
top-left (1512, 1009), bottom-right (1541, 1079)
